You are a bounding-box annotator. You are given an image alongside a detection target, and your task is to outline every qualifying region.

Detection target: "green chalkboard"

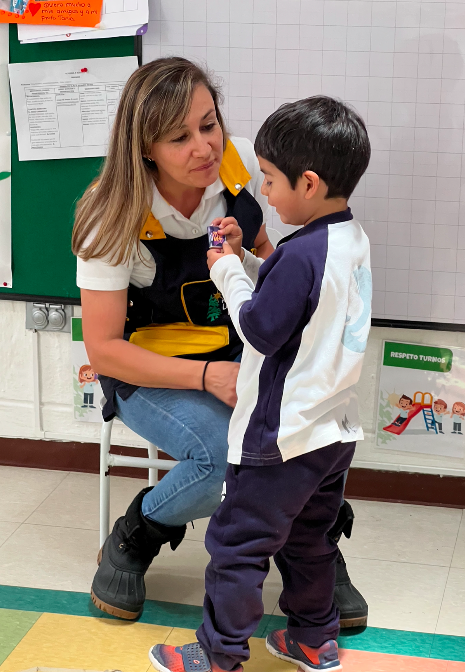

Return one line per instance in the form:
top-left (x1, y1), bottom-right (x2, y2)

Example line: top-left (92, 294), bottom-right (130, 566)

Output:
top-left (1, 24), bottom-right (135, 301)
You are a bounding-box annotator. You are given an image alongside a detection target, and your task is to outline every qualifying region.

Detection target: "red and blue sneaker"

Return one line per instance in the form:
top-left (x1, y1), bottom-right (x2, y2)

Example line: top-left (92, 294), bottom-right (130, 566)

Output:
top-left (266, 629), bottom-right (342, 671)
top-left (149, 642), bottom-right (243, 672)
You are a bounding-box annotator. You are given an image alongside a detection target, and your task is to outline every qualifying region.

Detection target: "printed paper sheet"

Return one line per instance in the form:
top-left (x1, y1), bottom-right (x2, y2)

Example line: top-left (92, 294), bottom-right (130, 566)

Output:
top-left (9, 56), bottom-right (138, 161)
top-left (377, 341), bottom-right (465, 459)
top-left (17, 0), bottom-right (147, 41)
top-left (71, 317), bottom-right (102, 423)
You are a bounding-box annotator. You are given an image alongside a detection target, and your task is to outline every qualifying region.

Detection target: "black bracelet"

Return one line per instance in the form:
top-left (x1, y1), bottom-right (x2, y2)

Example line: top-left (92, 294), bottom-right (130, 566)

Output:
top-left (202, 361), bottom-right (212, 391)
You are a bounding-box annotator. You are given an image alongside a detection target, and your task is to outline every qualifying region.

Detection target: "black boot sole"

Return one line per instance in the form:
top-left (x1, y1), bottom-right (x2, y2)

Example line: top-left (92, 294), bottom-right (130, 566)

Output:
top-left (90, 586), bottom-right (141, 620)
top-left (339, 615), bottom-right (368, 629)
top-left (90, 546), bottom-right (142, 621)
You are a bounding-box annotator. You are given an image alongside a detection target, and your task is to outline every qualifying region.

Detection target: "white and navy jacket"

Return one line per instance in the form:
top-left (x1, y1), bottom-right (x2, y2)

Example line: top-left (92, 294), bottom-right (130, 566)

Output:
top-left (210, 209), bottom-right (372, 466)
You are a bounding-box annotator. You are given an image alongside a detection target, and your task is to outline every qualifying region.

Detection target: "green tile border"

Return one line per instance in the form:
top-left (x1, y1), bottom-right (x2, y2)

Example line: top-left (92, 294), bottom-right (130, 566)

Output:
top-left (0, 585), bottom-right (464, 662)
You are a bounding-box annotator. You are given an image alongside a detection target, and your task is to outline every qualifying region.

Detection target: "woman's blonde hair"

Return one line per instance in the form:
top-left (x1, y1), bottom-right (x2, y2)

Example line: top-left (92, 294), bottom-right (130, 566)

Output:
top-left (72, 57), bottom-right (226, 265)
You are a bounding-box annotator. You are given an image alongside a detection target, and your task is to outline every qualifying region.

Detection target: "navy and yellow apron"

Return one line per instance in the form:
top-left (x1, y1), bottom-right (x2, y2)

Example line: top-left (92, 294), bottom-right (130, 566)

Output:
top-left (100, 140), bottom-right (263, 420)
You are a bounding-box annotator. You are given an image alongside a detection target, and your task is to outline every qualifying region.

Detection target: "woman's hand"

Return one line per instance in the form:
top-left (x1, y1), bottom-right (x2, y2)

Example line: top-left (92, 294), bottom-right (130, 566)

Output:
top-left (207, 241), bottom-right (235, 270)
top-left (210, 216), bottom-right (243, 258)
top-left (204, 360), bottom-right (240, 407)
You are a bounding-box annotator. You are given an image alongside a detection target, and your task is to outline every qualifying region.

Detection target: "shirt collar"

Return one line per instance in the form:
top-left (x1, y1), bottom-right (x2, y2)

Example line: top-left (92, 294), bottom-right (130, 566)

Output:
top-left (150, 177), bottom-right (226, 221)
top-left (151, 185), bottom-right (177, 220)
top-left (277, 208), bottom-right (353, 246)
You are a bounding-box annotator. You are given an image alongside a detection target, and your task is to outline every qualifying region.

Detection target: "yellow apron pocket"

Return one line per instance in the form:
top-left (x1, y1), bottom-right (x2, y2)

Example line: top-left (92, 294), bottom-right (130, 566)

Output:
top-left (129, 322), bottom-right (230, 358)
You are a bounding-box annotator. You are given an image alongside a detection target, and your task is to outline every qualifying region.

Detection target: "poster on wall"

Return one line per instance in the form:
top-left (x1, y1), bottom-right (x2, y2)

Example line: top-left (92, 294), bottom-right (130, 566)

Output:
top-left (0, 24), bottom-right (11, 288)
top-left (71, 317), bottom-right (101, 423)
top-left (377, 341), bottom-right (465, 459)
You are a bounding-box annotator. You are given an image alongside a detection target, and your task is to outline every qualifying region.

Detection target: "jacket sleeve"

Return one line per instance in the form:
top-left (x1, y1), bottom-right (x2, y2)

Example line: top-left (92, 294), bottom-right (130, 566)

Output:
top-left (210, 246), bottom-right (313, 357)
top-left (241, 248), bottom-right (264, 285)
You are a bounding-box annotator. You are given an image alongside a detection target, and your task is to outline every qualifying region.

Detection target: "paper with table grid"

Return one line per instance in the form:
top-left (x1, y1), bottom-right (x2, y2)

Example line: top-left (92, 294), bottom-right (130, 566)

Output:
top-left (9, 56), bottom-right (138, 161)
top-left (143, 0), bottom-right (465, 324)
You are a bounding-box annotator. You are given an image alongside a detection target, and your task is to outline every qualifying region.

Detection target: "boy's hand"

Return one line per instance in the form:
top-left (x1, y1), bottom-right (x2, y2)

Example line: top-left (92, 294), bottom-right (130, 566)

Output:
top-left (207, 241), bottom-right (235, 270)
top-left (211, 217), bottom-right (243, 259)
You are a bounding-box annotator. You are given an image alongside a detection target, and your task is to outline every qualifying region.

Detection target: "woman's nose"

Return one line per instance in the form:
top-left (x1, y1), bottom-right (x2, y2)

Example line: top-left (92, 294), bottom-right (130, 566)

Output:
top-left (191, 134), bottom-right (211, 157)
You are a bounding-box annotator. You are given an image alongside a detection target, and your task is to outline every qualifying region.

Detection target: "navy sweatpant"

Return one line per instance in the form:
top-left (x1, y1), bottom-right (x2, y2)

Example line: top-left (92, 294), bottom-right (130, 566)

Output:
top-left (196, 441), bottom-right (356, 671)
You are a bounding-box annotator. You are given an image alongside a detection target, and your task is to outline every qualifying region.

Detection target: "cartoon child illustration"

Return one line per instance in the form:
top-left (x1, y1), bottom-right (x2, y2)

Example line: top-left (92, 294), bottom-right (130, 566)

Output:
top-left (79, 364), bottom-right (99, 409)
top-left (450, 401), bottom-right (465, 435)
top-left (392, 394), bottom-right (414, 427)
top-left (433, 399), bottom-right (447, 434)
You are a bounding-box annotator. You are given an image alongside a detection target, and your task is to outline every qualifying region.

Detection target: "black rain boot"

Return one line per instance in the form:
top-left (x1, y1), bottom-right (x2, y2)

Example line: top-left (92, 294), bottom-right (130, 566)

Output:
top-left (328, 500), bottom-right (368, 629)
top-left (91, 487), bottom-right (186, 620)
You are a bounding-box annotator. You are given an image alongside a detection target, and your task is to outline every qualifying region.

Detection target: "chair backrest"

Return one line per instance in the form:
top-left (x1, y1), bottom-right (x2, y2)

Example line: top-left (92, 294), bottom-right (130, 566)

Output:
top-left (266, 227), bottom-right (284, 249)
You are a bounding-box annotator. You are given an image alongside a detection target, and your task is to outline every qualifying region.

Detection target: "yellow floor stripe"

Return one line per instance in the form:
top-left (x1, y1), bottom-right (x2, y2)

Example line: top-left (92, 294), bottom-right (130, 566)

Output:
top-left (0, 616), bottom-right (294, 672)
top-left (0, 613), bottom-right (172, 672)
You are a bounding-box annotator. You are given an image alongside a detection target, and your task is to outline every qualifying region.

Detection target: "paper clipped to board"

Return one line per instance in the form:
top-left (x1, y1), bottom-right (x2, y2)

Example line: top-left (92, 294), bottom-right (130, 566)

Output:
top-left (9, 56), bottom-right (138, 161)
top-left (0, 0), bottom-right (104, 27)
top-left (18, 22), bottom-right (147, 42)
top-left (17, 0), bottom-right (147, 41)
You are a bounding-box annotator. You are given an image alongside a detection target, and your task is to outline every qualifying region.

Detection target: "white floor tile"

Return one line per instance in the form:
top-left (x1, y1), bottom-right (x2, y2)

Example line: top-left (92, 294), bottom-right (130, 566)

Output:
top-left (340, 500), bottom-right (462, 567)
top-left (0, 466), bottom-right (69, 523)
top-left (0, 522), bottom-right (99, 592)
top-left (0, 521), bottom-right (21, 547)
top-left (451, 511), bottom-right (465, 569)
top-left (26, 471), bottom-right (147, 531)
top-left (1, 466), bottom-right (463, 636)
top-left (436, 568), bottom-right (465, 637)
top-left (273, 557), bottom-right (449, 633)
top-left (146, 539), bottom-right (279, 614)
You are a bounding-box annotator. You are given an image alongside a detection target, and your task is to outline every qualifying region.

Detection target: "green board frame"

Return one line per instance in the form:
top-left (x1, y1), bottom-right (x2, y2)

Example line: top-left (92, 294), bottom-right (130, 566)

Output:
top-left (0, 25), bottom-right (135, 301)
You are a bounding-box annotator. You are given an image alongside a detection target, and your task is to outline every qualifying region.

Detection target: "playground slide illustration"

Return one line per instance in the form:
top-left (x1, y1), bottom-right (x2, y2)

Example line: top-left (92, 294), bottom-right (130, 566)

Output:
top-left (383, 392), bottom-right (437, 436)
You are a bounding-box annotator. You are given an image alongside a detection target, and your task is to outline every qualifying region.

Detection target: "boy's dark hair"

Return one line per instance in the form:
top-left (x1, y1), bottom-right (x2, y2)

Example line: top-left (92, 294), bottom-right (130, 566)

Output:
top-left (400, 394), bottom-right (413, 404)
top-left (254, 96), bottom-right (371, 198)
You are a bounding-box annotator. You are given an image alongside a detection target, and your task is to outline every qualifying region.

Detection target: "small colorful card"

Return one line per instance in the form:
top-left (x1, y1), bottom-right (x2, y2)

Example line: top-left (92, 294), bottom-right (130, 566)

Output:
top-left (208, 225), bottom-right (225, 249)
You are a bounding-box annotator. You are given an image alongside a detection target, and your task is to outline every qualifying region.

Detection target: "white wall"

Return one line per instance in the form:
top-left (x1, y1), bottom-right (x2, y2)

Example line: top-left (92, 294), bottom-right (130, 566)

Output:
top-left (143, 0), bottom-right (465, 325)
top-left (0, 301), bottom-right (145, 449)
top-left (1, 299), bottom-right (465, 476)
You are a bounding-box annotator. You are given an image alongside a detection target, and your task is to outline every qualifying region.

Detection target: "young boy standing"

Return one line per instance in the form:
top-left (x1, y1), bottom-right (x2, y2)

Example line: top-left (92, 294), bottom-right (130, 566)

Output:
top-left (149, 96), bottom-right (371, 672)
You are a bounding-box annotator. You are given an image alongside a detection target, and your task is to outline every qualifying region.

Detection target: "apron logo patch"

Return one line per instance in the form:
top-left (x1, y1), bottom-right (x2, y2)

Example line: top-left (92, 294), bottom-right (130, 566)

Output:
top-left (207, 292), bottom-right (226, 322)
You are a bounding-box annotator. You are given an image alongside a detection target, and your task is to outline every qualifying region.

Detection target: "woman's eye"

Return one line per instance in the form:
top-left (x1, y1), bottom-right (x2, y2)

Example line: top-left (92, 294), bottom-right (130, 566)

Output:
top-left (172, 134), bottom-right (188, 143)
top-left (203, 123), bottom-right (216, 132)
top-left (266, 181), bottom-right (272, 187)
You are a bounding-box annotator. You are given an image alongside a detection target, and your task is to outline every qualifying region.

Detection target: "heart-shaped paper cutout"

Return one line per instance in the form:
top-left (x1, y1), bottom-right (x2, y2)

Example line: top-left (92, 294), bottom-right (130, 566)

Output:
top-left (28, 2), bottom-right (41, 16)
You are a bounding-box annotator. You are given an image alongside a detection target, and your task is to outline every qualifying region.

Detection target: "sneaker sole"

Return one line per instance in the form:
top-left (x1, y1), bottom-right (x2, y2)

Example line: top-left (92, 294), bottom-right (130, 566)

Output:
top-left (148, 648), bottom-right (175, 672)
top-left (91, 546), bottom-right (142, 621)
top-left (266, 640), bottom-right (342, 672)
top-left (340, 615), bottom-right (368, 629)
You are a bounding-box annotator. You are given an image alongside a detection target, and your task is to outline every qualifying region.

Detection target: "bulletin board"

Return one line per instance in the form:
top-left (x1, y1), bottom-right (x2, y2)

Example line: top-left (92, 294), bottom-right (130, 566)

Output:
top-left (0, 24), bottom-right (135, 302)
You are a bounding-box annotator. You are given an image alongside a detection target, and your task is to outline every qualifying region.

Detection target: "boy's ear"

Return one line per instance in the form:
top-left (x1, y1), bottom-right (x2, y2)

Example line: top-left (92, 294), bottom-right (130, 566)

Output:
top-left (302, 170), bottom-right (322, 200)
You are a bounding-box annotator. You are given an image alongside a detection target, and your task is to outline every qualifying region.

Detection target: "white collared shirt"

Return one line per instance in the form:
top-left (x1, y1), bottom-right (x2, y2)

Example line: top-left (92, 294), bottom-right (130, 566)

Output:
top-left (77, 136), bottom-right (270, 291)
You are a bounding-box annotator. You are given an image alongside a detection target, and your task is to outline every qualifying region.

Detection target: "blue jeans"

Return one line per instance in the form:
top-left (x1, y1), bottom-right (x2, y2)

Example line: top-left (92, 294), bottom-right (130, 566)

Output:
top-left (115, 388), bottom-right (232, 527)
